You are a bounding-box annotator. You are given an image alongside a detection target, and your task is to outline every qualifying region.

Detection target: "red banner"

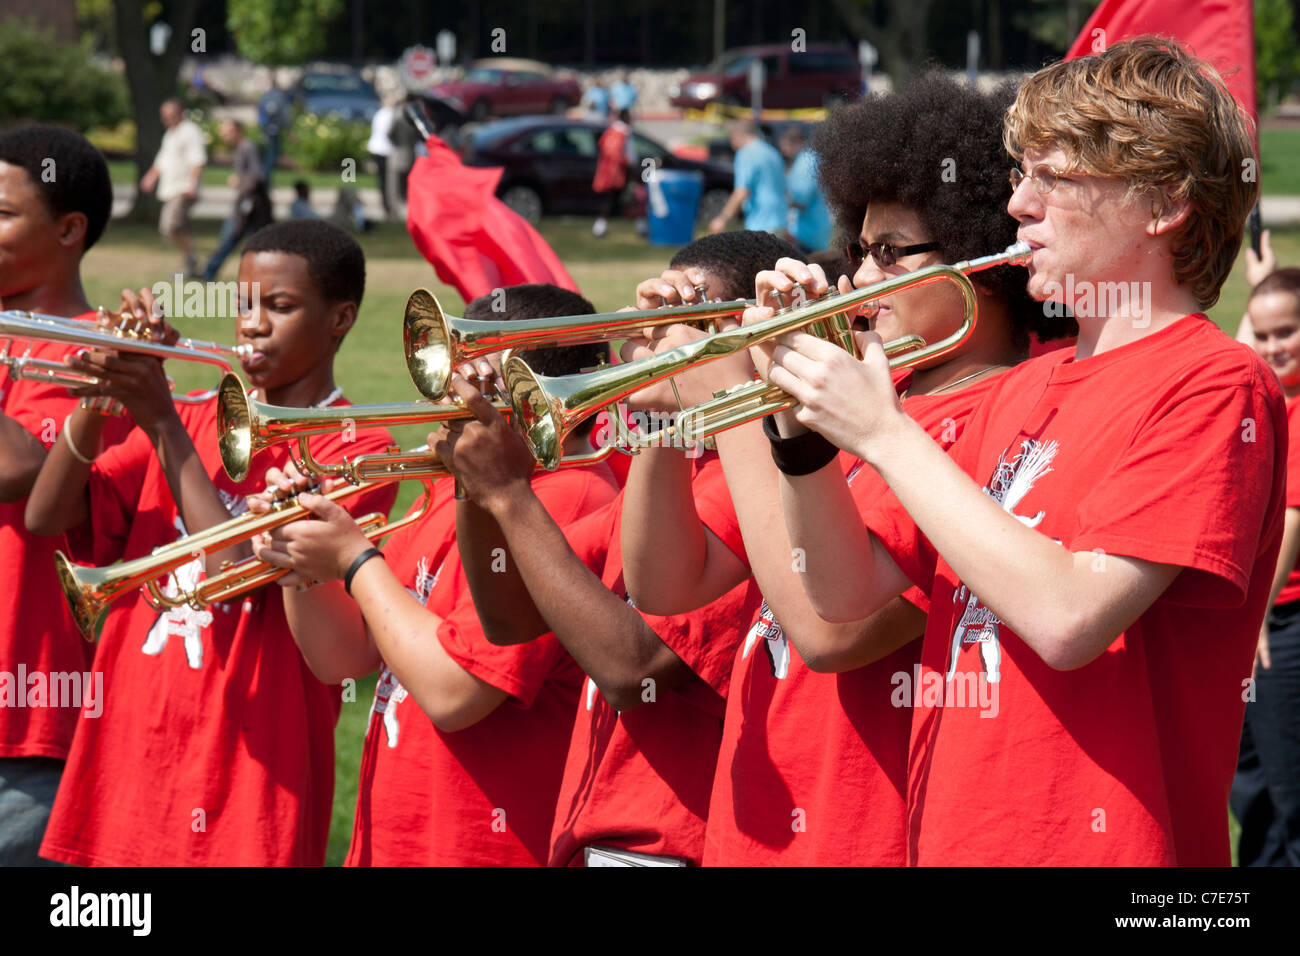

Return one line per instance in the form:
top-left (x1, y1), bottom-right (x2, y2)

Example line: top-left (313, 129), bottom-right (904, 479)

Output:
top-left (405, 134), bottom-right (580, 304)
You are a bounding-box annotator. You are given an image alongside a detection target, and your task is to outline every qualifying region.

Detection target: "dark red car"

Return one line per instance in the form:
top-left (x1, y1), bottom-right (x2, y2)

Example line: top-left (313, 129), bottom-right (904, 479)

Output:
top-left (431, 58), bottom-right (582, 122)
top-left (670, 43), bottom-right (862, 110)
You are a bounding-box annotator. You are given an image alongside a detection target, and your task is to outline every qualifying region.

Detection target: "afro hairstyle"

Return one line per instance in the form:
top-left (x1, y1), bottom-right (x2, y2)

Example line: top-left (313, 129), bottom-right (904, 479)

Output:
top-left (815, 72), bottom-right (1076, 347)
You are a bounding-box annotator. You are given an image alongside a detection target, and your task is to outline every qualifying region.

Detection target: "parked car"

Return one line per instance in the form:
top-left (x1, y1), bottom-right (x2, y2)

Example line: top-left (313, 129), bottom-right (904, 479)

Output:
top-left (463, 116), bottom-right (734, 225)
top-left (432, 58), bottom-right (582, 122)
top-left (259, 68), bottom-right (381, 124)
top-left (670, 44), bottom-right (861, 110)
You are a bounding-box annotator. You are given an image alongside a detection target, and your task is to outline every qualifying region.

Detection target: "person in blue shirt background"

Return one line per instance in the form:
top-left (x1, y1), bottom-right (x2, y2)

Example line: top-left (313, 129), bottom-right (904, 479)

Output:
top-left (779, 125), bottom-right (832, 253)
top-left (709, 120), bottom-right (787, 234)
top-left (582, 82), bottom-right (610, 120)
top-left (610, 71), bottom-right (638, 114)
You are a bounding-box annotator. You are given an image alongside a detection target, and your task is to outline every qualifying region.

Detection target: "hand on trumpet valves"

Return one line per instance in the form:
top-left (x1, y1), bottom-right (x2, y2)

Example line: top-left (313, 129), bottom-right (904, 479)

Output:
top-left (246, 461), bottom-right (331, 516)
top-left (617, 321), bottom-right (754, 414)
top-left (766, 327), bottom-right (905, 462)
top-left (432, 373), bottom-right (536, 515)
top-left (634, 268), bottom-right (710, 311)
top-left (252, 489), bottom-right (373, 589)
top-left (109, 286), bottom-right (178, 345)
top-left (455, 357), bottom-right (505, 400)
top-left (66, 338), bottom-right (178, 435)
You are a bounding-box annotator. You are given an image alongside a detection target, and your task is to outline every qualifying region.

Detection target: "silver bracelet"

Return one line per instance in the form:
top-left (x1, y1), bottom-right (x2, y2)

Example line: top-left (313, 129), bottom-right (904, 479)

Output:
top-left (62, 413), bottom-right (97, 465)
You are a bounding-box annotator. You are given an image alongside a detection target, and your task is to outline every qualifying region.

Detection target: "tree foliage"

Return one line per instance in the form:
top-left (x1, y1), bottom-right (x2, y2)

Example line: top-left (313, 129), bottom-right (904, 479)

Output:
top-left (226, 0), bottom-right (345, 66)
top-left (1257, 0), bottom-right (1300, 111)
top-left (0, 19), bottom-right (129, 131)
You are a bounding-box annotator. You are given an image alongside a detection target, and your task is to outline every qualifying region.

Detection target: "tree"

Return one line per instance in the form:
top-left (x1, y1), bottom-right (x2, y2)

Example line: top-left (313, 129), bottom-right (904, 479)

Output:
top-left (226, 0), bottom-right (344, 66)
top-left (1257, 0), bottom-right (1300, 111)
top-left (0, 20), bottom-right (128, 132)
top-left (828, 0), bottom-right (934, 90)
top-left (112, 0), bottom-right (202, 221)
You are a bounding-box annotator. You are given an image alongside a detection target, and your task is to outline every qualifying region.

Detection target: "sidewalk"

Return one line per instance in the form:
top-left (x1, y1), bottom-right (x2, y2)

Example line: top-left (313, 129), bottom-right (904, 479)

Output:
top-left (111, 184), bottom-right (389, 223)
top-left (113, 184), bottom-right (1300, 227)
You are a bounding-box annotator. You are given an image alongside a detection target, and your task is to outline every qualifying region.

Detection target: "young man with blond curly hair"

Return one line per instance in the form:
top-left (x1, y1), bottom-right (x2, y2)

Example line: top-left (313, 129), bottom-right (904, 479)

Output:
top-left (752, 37), bottom-right (1284, 865)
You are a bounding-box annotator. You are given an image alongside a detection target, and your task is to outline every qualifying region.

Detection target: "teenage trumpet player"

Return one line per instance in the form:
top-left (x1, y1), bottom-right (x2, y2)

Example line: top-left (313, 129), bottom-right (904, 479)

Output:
top-left (0, 125), bottom-right (137, 865)
top-left (252, 284), bottom-right (618, 866)
top-left (26, 219), bottom-right (398, 866)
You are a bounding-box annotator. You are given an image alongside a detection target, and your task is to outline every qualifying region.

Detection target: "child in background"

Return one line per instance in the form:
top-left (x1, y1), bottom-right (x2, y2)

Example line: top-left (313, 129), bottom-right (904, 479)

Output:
top-left (1233, 266), bottom-right (1300, 866)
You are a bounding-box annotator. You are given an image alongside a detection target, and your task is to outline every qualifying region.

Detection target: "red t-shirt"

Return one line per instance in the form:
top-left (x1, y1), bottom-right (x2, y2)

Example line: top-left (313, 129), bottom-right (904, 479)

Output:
top-left (547, 455), bottom-right (763, 866)
top-left (700, 375), bottom-right (1002, 865)
top-left (1275, 396), bottom-right (1300, 605)
top-left (38, 394), bottom-right (397, 866)
top-left (0, 318), bottom-right (134, 760)
top-left (864, 315), bottom-right (1287, 866)
top-left (346, 462), bottom-right (618, 867)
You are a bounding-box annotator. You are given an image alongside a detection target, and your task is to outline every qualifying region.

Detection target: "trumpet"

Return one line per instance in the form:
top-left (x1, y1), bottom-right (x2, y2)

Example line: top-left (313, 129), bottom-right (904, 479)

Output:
top-left (404, 287), bottom-right (751, 401)
top-left (56, 442), bottom-right (618, 639)
top-left (0, 308), bottom-right (251, 414)
top-left (503, 243), bottom-right (1033, 468)
top-left (216, 372), bottom-right (512, 481)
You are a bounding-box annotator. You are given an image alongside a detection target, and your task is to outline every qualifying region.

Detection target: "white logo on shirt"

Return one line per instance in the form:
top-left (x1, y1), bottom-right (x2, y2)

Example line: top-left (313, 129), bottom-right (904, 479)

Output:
top-left (369, 554), bottom-right (443, 746)
top-left (371, 665), bottom-right (408, 748)
top-left (947, 439), bottom-right (1058, 685)
top-left (139, 497), bottom-right (246, 670)
top-left (743, 600), bottom-right (789, 679)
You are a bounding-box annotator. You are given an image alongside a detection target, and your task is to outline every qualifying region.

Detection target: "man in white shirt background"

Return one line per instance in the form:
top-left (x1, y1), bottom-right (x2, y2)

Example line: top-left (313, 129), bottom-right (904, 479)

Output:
top-left (139, 98), bottom-right (207, 276)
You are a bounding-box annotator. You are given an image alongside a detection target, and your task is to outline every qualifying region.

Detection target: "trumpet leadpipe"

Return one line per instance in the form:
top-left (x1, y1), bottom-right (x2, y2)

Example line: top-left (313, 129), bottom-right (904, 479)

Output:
top-left (403, 288), bottom-right (751, 401)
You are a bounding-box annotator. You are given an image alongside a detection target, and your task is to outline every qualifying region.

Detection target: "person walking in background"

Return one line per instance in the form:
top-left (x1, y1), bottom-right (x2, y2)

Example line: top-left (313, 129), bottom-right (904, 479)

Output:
top-left (368, 97), bottom-right (396, 220)
top-left (708, 120), bottom-right (786, 235)
top-left (258, 92), bottom-right (286, 181)
top-left (201, 119), bottom-right (271, 282)
top-left (610, 71), bottom-right (638, 116)
top-left (591, 109), bottom-right (634, 239)
top-left (778, 125), bottom-right (831, 254)
top-left (582, 82), bottom-right (610, 121)
top-left (139, 98), bottom-right (206, 276)
top-left (1232, 261), bottom-right (1300, 867)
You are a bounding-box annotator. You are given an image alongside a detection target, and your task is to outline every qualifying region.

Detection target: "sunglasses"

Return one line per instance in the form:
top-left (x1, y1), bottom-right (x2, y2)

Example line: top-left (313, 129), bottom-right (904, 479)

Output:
top-left (844, 239), bottom-right (940, 269)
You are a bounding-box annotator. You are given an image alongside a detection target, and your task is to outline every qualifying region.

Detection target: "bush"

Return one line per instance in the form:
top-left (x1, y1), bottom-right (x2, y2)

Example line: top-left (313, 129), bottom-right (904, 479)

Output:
top-left (283, 110), bottom-right (370, 171)
top-left (0, 19), bottom-right (128, 132)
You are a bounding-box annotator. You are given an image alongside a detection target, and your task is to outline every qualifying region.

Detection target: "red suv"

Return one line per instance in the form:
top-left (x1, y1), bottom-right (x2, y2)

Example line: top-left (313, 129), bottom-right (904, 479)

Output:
top-left (670, 44), bottom-right (862, 110)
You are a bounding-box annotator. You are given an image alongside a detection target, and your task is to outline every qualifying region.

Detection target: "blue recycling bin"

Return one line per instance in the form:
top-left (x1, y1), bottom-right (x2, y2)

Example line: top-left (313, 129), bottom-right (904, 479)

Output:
top-left (647, 169), bottom-right (703, 246)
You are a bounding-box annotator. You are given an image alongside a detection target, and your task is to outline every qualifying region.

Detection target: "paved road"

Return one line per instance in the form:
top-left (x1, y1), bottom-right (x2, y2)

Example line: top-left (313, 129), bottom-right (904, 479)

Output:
top-left (114, 182), bottom-right (1300, 228)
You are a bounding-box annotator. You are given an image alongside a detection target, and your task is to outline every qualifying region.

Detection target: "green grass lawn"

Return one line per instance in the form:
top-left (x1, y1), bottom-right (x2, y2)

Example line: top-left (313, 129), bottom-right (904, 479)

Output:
top-left (75, 214), bottom-right (1293, 865)
top-left (1260, 126), bottom-right (1300, 195)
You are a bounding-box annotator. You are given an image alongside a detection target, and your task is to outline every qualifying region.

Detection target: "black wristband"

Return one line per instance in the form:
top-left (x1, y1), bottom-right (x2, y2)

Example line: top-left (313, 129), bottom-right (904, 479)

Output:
top-left (762, 414), bottom-right (839, 476)
top-left (343, 547), bottom-right (384, 596)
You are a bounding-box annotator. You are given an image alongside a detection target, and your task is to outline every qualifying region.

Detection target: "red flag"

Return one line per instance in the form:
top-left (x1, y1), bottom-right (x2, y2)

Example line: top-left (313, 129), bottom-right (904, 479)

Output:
top-left (405, 134), bottom-right (580, 304)
top-left (1065, 0), bottom-right (1257, 134)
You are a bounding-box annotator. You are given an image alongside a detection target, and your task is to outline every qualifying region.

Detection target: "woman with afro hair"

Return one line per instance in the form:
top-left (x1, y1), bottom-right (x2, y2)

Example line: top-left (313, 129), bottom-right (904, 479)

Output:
top-left (615, 72), bottom-right (1075, 864)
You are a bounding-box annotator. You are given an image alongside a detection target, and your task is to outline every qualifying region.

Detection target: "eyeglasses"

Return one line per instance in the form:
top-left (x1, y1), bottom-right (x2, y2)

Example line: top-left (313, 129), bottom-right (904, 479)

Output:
top-left (844, 239), bottom-right (940, 269)
top-left (1009, 163), bottom-right (1087, 195)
